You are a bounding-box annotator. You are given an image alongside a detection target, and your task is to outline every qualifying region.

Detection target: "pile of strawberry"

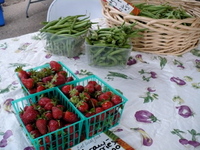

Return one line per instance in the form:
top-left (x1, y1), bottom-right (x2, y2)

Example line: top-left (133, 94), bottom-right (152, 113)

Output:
top-left (61, 80), bottom-right (123, 136)
top-left (15, 61), bottom-right (75, 94)
top-left (20, 96), bottom-right (80, 148)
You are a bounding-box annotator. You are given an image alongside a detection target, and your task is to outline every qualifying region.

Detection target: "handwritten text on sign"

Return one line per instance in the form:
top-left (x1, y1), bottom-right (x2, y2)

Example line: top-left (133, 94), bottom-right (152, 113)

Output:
top-left (73, 133), bottom-right (124, 150)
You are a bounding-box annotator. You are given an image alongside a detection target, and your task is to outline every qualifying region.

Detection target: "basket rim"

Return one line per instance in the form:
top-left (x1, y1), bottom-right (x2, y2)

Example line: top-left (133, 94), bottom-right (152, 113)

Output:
top-left (103, 3), bottom-right (200, 21)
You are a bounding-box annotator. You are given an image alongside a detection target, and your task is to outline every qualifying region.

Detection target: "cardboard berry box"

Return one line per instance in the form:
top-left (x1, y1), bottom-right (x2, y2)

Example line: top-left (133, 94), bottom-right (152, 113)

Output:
top-left (58, 75), bottom-right (128, 139)
top-left (11, 87), bottom-right (84, 150)
top-left (15, 61), bottom-right (78, 95)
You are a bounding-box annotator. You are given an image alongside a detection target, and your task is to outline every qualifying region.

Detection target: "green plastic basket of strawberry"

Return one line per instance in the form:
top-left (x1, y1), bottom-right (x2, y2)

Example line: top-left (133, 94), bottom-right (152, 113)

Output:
top-left (15, 61), bottom-right (78, 95)
top-left (59, 75), bottom-right (128, 139)
top-left (11, 87), bottom-right (84, 150)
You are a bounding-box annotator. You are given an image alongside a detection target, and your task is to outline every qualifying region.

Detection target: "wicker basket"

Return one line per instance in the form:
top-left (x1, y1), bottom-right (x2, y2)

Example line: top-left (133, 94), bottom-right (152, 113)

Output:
top-left (101, 0), bottom-right (200, 55)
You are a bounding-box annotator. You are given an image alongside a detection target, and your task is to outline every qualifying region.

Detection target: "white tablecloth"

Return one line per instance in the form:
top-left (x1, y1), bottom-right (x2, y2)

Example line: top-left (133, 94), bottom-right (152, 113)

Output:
top-left (0, 31), bottom-right (200, 150)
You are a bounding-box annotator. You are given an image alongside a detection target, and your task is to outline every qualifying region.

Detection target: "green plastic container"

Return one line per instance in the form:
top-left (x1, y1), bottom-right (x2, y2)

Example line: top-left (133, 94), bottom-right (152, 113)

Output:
top-left (85, 42), bottom-right (131, 68)
top-left (59, 75), bottom-right (128, 139)
top-left (16, 61), bottom-right (78, 95)
top-left (41, 32), bottom-right (85, 58)
top-left (11, 88), bottom-right (84, 150)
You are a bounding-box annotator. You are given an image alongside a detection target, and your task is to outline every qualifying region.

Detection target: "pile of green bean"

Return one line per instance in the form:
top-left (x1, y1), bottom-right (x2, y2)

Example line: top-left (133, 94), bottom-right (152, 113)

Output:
top-left (85, 23), bottom-right (144, 67)
top-left (40, 15), bottom-right (93, 58)
top-left (134, 3), bottom-right (192, 19)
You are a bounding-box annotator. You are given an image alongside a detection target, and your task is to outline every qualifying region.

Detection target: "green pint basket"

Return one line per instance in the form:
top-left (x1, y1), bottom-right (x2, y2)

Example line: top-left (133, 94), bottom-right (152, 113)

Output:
top-left (16, 61), bottom-right (78, 95)
top-left (11, 88), bottom-right (84, 150)
top-left (59, 75), bottom-right (128, 139)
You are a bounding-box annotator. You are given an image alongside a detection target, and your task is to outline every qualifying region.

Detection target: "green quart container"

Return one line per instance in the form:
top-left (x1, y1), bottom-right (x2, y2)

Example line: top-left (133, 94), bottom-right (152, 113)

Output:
top-left (11, 88), bottom-right (84, 150)
top-left (58, 75), bottom-right (128, 139)
top-left (16, 61), bottom-right (79, 95)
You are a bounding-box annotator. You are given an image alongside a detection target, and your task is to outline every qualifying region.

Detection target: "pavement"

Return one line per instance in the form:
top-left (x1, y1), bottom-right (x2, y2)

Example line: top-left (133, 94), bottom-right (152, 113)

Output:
top-left (0, 0), bottom-right (53, 40)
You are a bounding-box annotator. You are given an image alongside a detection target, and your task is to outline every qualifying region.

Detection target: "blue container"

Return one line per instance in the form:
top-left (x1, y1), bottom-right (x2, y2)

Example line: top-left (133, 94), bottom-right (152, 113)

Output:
top-left (0, 0), bottom-right (4, 4)
top-left (0, 5), bottom-right (5, 26)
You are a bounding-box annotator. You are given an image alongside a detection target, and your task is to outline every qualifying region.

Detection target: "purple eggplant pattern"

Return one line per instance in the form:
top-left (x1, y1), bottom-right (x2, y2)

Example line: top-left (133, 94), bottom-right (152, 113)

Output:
top-left (135, 110), bottom-right (159, 123)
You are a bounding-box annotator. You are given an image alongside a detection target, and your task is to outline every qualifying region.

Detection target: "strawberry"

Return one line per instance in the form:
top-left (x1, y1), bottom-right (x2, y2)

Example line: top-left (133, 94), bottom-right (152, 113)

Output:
top-left (85, 111), bottom-right (96, 118)
top-left (52, 106), bottom-right (63, 119)
top-left (25, 124), bottom-right (34, 132)
top-left (48, 119), bottom-right (60, 132)
top-left (64, 123), bottom-right (75, 134)
top-left (95, 107), bottom-right (105, 121)
top-left (22, 109), bottom-right (39, 125)
top-left (24, 105), bottom-right (35, 111)
top-left (74, 85), bottom-right (84, 93)
top-left (39, 146), bottom-right (45, 150)
top-left (111, 94), bottom-right (122, 105)
top-left (63, 111), bottom-right (79, 123)
top-left (42, 75), bottom-right (53, 83)
top-left (36, 118), bottom-right (48, 135)
top-left (69, 88), bottom-right (79, 97)
top-left (36, 85), bottom-right (46, 92)
top-left (79, 92), bottom-right (90, 101)
top-left (76, 101), bottom-right (89, 113)
top-left (44, 136), bottom-right (51, 144)
top-left (30, 129), bottom-right (41, 138)
top-left (44, 101), bottom-right (55, 110)
top-left (28, 88), bottom-right (37, 94)
top-left (101, 101), bottom-right (114, 110)
top-left (56, 104), bottom-right (65, 111)
top-left (104, 91), bottom-right (113, 98)
top-left (66, 76), bottom-right (74, 82)
top-left (43, 111), bottom-right (53, 120)
top-left (21, 78), bottom-right (35, 89)
top-left (57, 70), bottom-right (67, 77)
top-left (61, 85), bottom-right (73, 96)
top-left (88, 81), bottom-right (97, 86)
top-left (15, 66), bottom-right (29, 79)
top-left (50, 61), bottom-right (62, 72)
top-left (88, 98), bottom-right (98, 108)
top-left (94, 84), bottom-right (102, 91)
top-left (52, 74), bottom-right (66, 86)
top-left (98, 93), bottom-right (111, 101)
top-left (84, 83), bottom-right (95, 94)
top-left (38, 97), bottom-right (52, 107)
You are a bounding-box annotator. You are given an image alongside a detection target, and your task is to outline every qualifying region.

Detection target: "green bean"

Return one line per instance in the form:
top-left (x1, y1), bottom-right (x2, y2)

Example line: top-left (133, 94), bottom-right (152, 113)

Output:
top-left (40, 19), bottom-right (60, 32)
top-left (108, 49), bottom-right (129, 56)
top-left (134, 3), bottom-right (192, 20)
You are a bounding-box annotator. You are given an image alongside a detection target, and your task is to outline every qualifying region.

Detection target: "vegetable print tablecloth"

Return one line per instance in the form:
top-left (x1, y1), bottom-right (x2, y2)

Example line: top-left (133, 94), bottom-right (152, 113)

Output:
top-left (0, 31), bottom-right (200, 150)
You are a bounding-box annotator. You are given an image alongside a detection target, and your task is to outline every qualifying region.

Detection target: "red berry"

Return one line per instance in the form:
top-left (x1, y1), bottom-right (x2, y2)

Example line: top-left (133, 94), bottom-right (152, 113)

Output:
top-left (49, 61), bottom-right (62, 72)
top-left (98, 93), bottom-right (110, 101)
top-left (15, 66), bottom-right (29, 79)
top-left (76, 101), bottom-right (89, 113)
top-left (36, 118), bottom-right (48, 135)
top-left (63, 111), bottom-right (79, 123)
top-left (48, 119), bottom-right (60, 132)
top-left (25, 124), bottom-right (34, 132)
top-left (36, 85), bottom-right (46, 93)
top-left (52, 106), bottom-right (63, 120)
top-left (111, 95), bottom-right (122, 105)
top-left (21, 78), bottom-right (34, 89)
top-left (101, 101), bottom-right (114, 110)
top-left (44, 102), bottom-right (55, 111)
top-left (61, 85), bottom-right (73, 96)
top-left (30, 129), bottom-right (41, 138)
top-left (52, 74), bottom-right (66, 86)
top-left (38, 97), bottom-right (52, 107)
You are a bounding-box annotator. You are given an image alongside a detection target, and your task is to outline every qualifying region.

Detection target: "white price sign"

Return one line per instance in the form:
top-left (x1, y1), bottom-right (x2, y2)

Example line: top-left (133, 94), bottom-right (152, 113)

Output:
top-left (106, 0), bottom-right (134, 14)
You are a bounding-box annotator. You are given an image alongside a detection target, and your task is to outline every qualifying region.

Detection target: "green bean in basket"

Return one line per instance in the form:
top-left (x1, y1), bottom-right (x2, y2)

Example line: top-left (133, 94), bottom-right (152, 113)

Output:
top-left (85, 23), bottom-right (145, 67)
top-left (40, 14), bottom-right (94, 58)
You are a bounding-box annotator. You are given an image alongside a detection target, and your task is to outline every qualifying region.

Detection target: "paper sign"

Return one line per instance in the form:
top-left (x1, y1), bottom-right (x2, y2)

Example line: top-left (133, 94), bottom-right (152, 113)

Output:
top-left (105, 0), bottom-right (140, 15)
